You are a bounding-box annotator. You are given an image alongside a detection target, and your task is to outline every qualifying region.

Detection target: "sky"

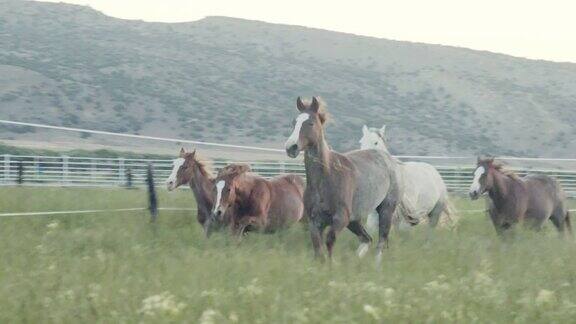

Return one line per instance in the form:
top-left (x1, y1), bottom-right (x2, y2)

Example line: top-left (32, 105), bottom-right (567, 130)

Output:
top-left (41, 0), bottom-right (576, 63)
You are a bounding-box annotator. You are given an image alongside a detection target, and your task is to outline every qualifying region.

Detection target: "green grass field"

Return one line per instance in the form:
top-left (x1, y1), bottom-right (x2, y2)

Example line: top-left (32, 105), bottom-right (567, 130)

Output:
top-left (1, 187), bottom-right (575, 323)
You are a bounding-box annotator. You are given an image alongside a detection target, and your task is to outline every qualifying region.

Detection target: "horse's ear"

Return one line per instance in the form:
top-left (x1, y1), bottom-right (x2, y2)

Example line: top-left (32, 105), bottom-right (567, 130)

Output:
top-left (362, 125), bottom-right (369, 135)
top-left (379, 125), bottom-right (386, 138)
top-left (296, 97), bottom-right (305, 112)
top-left (179, 147), bottom-right (186, 157)
top-left (310, 97), bottom-right (320, 113)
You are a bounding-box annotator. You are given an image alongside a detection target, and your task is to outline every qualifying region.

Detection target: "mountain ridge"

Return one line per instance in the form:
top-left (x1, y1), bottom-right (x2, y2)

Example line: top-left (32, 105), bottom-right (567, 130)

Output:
top-left (1, 0), bottom-right (575, 157)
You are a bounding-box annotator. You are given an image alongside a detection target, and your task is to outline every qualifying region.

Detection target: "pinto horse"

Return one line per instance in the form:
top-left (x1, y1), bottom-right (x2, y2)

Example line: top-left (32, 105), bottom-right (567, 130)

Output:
top-left (285, 97), bottom-right (402, 262)
top-left (166, 148), bottom-right (223, 235)
top-left (469, 157), bottom-right (572, 238)
top-left (211, 163), bottom-right (305, 237)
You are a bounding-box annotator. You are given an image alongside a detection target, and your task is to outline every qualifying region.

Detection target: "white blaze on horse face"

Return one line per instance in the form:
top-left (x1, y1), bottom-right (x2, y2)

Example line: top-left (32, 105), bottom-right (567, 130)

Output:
top-left (359, 130), bottom-right (384, 150)
top-left (469, 166), bottom-right (485, 194)
top-left (285, 113), bottom-right (310, 149)
top-left (166, 158), bottom-right (185, 190)
top-left (213, 180), bottom-right (226, 213)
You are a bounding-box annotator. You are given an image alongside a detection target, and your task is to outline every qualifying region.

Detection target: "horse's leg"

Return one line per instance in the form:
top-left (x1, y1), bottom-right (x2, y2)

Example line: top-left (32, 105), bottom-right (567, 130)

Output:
top-left (566, 211), bottom-right (573, 240)
top-left (366, 211), bottom-right (379, 234)
top-left (375, 198), bottom-right (398, 265)
top-left (309, 216), bottom-right (326, 261)
top-left (489, 208), bottom-right (505, 237)
top-left (549, 206), bottom-right (568, 239)
top-left (326, 210), bottom-right (349, 260)
top-left (426, 200), bottom-right (445, 242)
top-left (347, 220), bottom-right (373, 258)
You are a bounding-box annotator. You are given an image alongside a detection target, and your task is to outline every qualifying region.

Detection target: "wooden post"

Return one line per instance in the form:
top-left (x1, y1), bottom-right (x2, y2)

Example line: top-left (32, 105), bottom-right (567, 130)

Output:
top-left (118, 157), bottom-right (125, 185)
top-left (17, 161), bottom-right (24, 185)
top-left (146, 163), bottom-right (158, 222)
top-left (4, 154), bottom-right (10, 183)
top-left (62, 155), bottom-right (69, 185)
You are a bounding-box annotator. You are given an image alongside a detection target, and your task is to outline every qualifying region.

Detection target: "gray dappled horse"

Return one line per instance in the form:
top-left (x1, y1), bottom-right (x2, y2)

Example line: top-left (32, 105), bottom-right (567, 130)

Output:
top-left (359, 125), bottom-right (455, 232)
top-left (285, 97), bottom-right (402, 262)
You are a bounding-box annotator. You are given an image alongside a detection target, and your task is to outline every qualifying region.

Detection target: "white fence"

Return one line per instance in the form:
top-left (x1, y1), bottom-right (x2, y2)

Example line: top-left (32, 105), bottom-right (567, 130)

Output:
top-left (2, 154), bottom-right (576, 197)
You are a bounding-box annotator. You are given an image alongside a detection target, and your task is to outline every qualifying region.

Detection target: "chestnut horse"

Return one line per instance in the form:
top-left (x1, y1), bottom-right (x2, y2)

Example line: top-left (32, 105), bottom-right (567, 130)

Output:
top-left (211, 163), bottom-right (305, 237)
top-left (469, 157), bottom-right (572, 238)
top-left (285, 97), bottom-right (402, 262)
top-left (166, 148), bottom-right (224, 235)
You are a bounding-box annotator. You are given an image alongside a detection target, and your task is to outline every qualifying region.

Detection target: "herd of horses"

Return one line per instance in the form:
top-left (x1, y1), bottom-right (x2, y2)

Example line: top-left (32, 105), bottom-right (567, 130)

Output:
top-left (165, 97), bottom-right (572, 262)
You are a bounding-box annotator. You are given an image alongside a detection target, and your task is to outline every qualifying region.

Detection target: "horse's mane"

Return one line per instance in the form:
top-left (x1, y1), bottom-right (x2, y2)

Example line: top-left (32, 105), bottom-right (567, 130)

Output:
top-left (190, 153), bottom-right (213, 178)
top-left (487, 159), bottom-right (520, 180)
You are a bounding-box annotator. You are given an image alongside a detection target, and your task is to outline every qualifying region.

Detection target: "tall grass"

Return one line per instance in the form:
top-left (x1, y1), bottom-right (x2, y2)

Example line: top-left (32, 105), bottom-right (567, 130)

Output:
top-left (0, 187), bottom-right (575, 323)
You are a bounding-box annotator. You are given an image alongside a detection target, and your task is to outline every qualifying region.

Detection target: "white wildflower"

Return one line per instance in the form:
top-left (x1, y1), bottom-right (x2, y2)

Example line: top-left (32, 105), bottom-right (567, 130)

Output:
top-left (199, 309), bottom-right (219, 324)
top-left (139, 292), bottom-right (186, 316)
top-left (363, 304), bottom-right (380, 320)
top-left (238, 278), bottom-right (263, 297)
top-left (423, 280), bottom-right (450, 293)
top-left (46, 221), bottom-right (59, 229)
top-left (88, 283), bottom-right (101, 300)
top-left (96, 249), bottom-right (106, 262)
top-left (229, 312), bottom-right (239, 322)
top-left (535, 289), bottom-right (556, 306)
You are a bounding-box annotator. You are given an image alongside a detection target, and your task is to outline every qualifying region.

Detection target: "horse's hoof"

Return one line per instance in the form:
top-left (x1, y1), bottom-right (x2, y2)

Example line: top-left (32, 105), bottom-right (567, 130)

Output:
top-left (375, 251), bottom-right (383, 266)
top-left (357, 243), bottom-right (370, 258)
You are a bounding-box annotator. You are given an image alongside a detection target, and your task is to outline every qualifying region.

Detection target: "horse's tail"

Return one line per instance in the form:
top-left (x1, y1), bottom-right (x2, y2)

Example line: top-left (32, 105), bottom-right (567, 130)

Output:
top-left (440, 198), bottom-right (459, 229)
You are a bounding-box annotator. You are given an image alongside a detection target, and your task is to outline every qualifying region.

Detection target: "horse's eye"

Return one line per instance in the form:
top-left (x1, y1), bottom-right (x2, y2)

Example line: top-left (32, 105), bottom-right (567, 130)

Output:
top-left (307, 122), bottom-right (314, 126)
top-left (374, 142), bottom-right (378, 145)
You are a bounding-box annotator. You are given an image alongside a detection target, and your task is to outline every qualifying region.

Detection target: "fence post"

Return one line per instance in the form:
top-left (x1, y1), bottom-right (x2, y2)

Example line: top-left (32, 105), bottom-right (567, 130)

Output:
top-left (146, 163), bottom-right (158, 222)
top-left (62, 155), bottom-right (69, 185)
top-left (118, 157), bottom-right (125, 185)
top-left (4, 154), bottom-right (10, 183)
top-left (125, 167), bottom-right (133, 188)
top-left (17, 161), bottom-right (24, 185)
top-left (34, 156), bottom-right (39, 182)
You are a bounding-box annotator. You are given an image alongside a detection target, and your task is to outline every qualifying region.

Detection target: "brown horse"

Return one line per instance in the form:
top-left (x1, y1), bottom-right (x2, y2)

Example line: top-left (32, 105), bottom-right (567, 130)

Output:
top-left (166, 148), bottom-right (223, 235)
top-left (469, 157), bottom-right (572, 238)
top-left (285, 97), bottom-right (402, 262)
top-left (211, 163), bottom-right (305, 238)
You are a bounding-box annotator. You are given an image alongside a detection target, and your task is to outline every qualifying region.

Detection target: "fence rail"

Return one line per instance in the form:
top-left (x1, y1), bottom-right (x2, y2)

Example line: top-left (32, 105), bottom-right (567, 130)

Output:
top-left (2, 154), bottom-right (576, 197)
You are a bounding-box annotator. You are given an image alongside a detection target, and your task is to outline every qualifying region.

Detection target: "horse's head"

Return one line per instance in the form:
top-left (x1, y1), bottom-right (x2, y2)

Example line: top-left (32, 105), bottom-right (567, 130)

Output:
top-left (285, 96), bottom-right (328, 158)
top-left (469, 156), bottom-right (495, 200)
top-left (211, 166), bottom-right (246, 221)
top-left (166, 148), bottom-right (198, 191)
top-left (218, 164), bottom-right (251, 178)
top-left (359, 124), bottom-right (387, 150)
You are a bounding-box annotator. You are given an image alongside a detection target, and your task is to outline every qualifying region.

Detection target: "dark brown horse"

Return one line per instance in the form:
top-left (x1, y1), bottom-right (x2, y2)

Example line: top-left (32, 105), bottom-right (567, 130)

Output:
top-left (211, 163), bottom-right (305, 238)
top-left (166, 148), bottom-right (222, 235)
top-left (285, 97), bottom-right (402, 262)
top-left (469, 157), bottom-right (572, 238)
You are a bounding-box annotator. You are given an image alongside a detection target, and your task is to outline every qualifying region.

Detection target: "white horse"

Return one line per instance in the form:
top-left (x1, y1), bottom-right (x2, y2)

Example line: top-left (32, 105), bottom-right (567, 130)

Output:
top-left (359, 125), bottom-right (455, 232)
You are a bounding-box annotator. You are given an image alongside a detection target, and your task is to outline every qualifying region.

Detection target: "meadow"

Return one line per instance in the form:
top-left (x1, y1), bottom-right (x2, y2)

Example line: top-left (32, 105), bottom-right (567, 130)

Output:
top-left (1, 187), bottom-right (575, 323)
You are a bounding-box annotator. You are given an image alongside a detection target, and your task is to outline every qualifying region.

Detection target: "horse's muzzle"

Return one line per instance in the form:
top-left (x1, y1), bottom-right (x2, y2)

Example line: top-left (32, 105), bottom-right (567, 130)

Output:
top-left (212, 207), bottom-right (226, 222)
top-left (166, 181), bottom-right (175, 191)
top-left (469, 190), bottom-right (480, 200)
top-left (286, 144), bottom-right (299, 158)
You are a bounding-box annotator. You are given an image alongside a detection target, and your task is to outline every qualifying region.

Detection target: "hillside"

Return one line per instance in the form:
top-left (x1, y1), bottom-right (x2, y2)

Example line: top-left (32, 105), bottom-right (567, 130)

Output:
top-left (1, 0), bottom-right (576, 157)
